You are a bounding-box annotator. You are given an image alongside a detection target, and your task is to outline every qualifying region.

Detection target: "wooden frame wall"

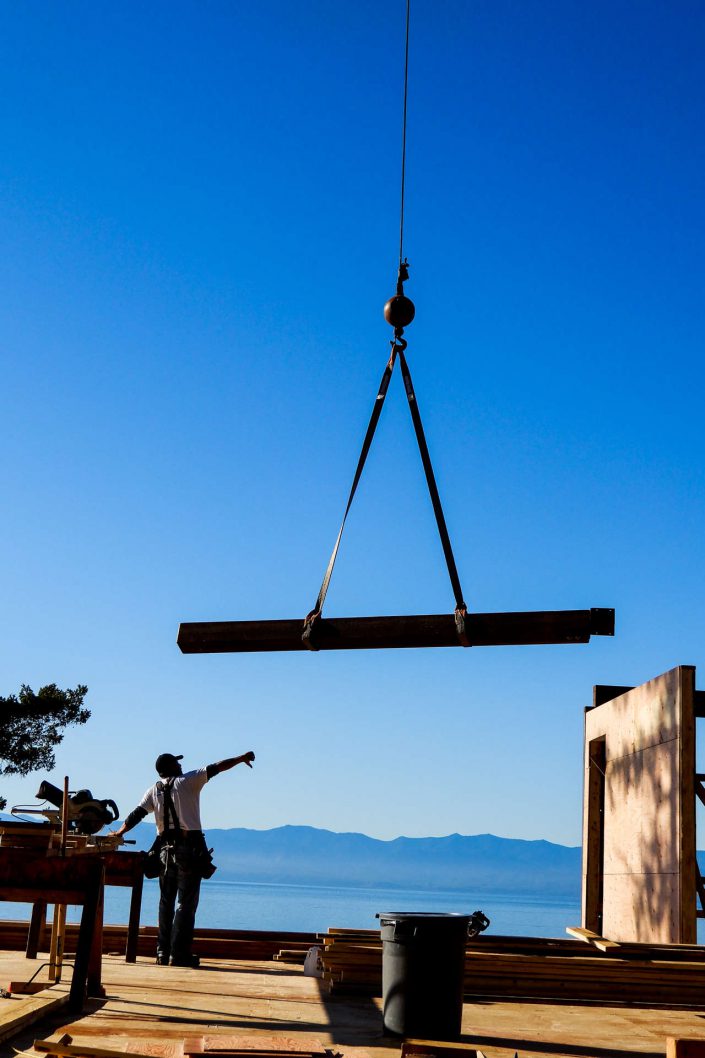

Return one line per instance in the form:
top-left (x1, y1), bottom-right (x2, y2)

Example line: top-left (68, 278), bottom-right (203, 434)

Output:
top-left (582, 666), bottom-right (696, 944)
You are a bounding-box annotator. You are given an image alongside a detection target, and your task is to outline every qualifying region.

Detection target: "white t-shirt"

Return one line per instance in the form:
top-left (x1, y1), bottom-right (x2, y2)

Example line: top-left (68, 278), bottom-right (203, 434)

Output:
top-left (139, 768), bottom-right (209, 833)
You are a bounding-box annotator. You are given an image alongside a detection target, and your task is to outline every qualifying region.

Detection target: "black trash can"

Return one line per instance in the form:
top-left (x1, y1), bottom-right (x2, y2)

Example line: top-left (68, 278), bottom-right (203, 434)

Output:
top-left (377, 912), bottom-right (470, 1040)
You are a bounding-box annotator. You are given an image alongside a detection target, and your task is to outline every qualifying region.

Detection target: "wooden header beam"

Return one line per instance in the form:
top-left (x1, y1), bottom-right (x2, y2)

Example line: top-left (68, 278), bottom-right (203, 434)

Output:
top-left (178, 607), bottom-right (614, 654)
top-left (593, 683), bottom-right (705, 716)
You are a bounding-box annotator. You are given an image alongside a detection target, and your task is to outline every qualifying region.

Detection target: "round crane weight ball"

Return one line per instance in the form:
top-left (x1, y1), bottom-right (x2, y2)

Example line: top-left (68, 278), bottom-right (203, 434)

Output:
top-left (384, 293), bottom-right (415, 329)
top-left (377, 912), bottom-right (470, 1040)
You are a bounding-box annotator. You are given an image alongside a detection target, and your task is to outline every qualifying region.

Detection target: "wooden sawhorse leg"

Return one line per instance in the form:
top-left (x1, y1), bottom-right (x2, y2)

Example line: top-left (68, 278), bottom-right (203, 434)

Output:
top-left (69, 868), bottom-right (103, 1013)
top-left (125, 873), bottom-right (143, 963)
top-left (26, 900), bottom-right (47, 959)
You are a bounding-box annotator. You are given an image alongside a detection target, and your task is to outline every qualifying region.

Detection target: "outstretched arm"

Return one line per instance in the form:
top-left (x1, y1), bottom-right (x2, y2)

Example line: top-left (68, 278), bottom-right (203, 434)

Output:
top-left (206, 751), bottom-right (255, 779)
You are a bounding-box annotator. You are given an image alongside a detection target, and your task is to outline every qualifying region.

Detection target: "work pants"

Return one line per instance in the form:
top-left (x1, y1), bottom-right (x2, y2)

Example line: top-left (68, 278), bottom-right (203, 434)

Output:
top-left (157, 832), bottom-right (204, 963)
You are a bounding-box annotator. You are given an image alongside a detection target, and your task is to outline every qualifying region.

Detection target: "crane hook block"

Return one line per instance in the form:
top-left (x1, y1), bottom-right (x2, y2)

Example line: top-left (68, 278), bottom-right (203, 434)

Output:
top-left (384, 293), bottom-right (415, 329)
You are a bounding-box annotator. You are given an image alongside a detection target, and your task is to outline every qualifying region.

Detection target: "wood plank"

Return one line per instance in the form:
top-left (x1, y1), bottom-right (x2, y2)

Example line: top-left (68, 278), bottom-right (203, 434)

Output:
top-left (35, 1038), bottom-right (158, 1058)
top-left (402, 1040), bottom-right (486, 1058)
top-left (177, 608), bottom-right (615, 654)
top-left (565, 926), bottom-right (620, 950)
top-left (0, 987), bottom-right (70, 1044)
top-left (191, 1036), bottom-right (328, 1054)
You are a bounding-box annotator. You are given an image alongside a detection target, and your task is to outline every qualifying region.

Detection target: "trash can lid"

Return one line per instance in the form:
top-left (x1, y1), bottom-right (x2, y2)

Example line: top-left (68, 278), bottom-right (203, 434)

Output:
top-left (376, 911), bottom-right (471, 922)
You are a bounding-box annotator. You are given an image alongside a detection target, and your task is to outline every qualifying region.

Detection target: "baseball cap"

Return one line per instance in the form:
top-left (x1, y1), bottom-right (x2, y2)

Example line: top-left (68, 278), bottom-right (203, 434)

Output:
top-left (155, 753), bottom-right (184, 777)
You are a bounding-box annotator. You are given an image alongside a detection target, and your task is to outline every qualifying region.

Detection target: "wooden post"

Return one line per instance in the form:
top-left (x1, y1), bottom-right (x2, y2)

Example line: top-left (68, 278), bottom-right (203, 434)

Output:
top-left (49, 903), bottom-right (66, 981)
top-left (87, 880), bottom-right (105, 997)
top-left (60, 777), bottom-right (69, 855)
top-left (55, 904), bottom-right (67, 982)
top-left (583, 736), bottom-right (606, 934)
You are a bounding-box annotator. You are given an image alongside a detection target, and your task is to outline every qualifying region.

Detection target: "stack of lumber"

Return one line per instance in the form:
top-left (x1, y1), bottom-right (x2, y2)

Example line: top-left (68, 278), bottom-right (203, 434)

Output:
top-left (0, 822), bottom-right (55, 851)
top-left (318, 928), bottom-right (381, 995)
top-left (0, 920), bottom-right (317, 962)
top-left (463, 945), bottom-right (705, 1005)
top-left (318, 927), bottom-right (705, 1007)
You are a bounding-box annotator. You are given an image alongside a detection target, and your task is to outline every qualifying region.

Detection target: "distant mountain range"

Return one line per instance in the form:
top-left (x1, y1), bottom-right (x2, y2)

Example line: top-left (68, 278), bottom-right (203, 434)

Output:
top-left (223, 827), bottom-right (584, 896)
top-left (130, 823), bottom-right (583, 897)
top-left (2, 812), bottom-right (580, 895)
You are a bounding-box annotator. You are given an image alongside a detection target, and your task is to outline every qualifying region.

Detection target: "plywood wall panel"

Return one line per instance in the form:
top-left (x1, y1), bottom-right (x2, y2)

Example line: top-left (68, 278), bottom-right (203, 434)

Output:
top-left (586, 668), bottom-right (682, 762)
top-left (602, 741), bottom-right (679, 875)
top-left (602, 872), bottom-right (681, 944)
top-left (582, 666), bottom-right (696, 944)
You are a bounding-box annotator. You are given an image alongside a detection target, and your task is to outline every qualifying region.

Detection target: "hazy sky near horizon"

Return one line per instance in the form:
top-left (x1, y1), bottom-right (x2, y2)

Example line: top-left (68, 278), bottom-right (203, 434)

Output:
top-left (1, 1), bottom-right (704, 845)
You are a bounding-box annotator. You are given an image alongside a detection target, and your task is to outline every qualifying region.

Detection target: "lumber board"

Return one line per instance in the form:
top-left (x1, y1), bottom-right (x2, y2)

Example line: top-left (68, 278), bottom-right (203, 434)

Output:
top-left (565, 926), bottom-right (621, 951)
top-left (35, 1039), bottom-right (157, 1058)
top-left (178, 607), bottom-right (615, 653)
top-left (0, 988), bottom-right (70, 1044)
top-left (402, 1042), bottom-right (486, 1058)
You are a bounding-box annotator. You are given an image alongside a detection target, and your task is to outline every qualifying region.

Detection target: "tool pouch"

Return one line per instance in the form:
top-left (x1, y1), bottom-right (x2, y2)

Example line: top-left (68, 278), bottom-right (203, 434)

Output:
top-left (198, 845), bottom-right (217, 879)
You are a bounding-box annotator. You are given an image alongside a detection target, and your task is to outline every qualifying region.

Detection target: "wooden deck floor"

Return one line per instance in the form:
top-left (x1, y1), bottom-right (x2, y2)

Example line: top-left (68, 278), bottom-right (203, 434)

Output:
top-left (3, 952), bottom-right (705, 1058)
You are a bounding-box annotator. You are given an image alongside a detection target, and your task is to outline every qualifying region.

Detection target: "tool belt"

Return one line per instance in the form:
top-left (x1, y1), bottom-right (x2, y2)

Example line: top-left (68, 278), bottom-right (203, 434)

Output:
top-left (142, 781), bottom-right (216, 879)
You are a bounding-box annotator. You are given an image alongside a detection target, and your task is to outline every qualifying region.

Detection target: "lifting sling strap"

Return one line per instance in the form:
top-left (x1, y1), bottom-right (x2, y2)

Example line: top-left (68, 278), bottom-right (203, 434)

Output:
top-left (303, 332), bottom-right (469, 649)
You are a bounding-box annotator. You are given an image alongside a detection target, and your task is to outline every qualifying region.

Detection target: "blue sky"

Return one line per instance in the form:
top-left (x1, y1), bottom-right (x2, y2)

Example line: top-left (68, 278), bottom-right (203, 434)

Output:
top-left (1, 0), bottom-right (704, 844)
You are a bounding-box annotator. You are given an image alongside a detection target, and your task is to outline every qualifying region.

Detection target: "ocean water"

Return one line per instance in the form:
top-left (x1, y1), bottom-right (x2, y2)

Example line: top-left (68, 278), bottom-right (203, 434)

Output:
top-left (0, 879), bottom-right (580, 939)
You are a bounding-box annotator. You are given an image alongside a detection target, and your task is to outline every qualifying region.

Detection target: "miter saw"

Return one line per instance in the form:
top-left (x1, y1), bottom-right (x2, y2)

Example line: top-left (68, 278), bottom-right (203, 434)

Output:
top-left (13, 780), bottom-right (120, 836)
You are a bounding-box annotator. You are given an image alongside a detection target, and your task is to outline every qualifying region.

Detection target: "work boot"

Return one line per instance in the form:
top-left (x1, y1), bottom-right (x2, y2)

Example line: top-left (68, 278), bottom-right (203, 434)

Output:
top-left (170, 954), bottom-right (200, 968)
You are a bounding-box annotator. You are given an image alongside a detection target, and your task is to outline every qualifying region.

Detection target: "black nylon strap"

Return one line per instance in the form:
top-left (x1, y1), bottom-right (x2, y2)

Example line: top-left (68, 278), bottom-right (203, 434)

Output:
top-left (303, 346), bottom-right (399, 649)
top-left (303, 337), bottom-right (469, 648)
top-left (397, 347), bottom-right (467, 615)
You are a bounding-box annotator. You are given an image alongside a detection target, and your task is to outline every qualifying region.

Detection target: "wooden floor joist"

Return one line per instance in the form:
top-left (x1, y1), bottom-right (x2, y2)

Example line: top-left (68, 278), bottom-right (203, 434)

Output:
top-left (178, 607), bottom-right (615, 654)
